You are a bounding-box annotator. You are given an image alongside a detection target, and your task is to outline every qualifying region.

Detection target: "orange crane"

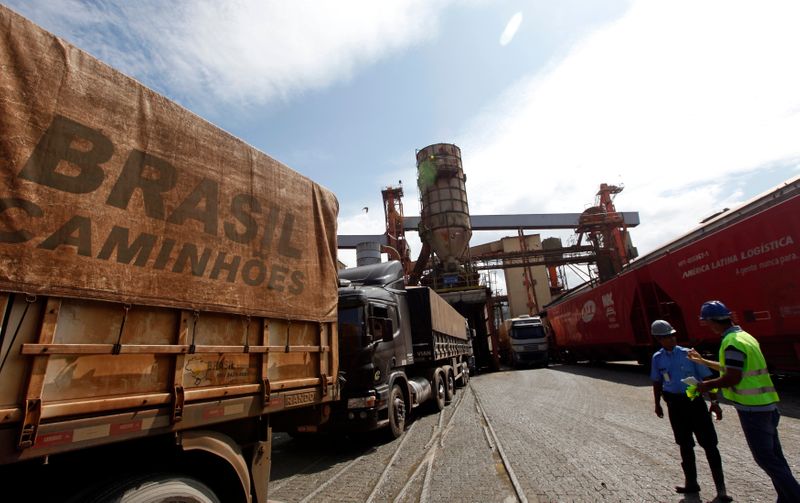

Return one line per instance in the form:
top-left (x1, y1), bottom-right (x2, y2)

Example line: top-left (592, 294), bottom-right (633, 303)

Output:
top-left (575, 183), bottom-right (635, 281)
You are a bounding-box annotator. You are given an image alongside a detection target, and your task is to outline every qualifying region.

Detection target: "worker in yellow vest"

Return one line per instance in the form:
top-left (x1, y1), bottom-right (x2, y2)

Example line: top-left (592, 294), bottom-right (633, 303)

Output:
top-left (689, 300), bottom-right (800, 503)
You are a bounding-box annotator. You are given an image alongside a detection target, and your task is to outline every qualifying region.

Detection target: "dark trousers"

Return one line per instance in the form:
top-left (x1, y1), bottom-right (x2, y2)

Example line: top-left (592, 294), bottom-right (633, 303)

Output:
top-left (737, 409), bottom-right (800, 503)
top-left (664, 392), bottom-right (725, 490)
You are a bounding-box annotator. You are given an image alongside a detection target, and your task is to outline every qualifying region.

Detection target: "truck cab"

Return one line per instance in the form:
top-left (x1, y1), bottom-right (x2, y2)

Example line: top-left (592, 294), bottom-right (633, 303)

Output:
top-left (334, 262), bottom-right (414, 435)
top-left (508, 315), bottom-right (549, 368)
top-left (332, 261), bottom-right (471, 438)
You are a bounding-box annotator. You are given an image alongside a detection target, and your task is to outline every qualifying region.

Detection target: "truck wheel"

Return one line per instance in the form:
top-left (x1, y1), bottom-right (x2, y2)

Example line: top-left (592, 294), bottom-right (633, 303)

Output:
top-left (82, 474), bottom-right (220, 503)
top-left (432, 371), bottom-right (446, 411)
top-left (388, 384), bottom-right (406, 439)
top-left (457, 364), bottom-right (469, 387)
top-left (445, 371), bottom-right (455, 404)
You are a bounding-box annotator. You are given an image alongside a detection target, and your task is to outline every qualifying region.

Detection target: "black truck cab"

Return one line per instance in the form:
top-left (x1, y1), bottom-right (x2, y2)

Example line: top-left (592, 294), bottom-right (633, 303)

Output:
top-left (332, 261), bottom-right (471, 438)
top-left (335, 262), bottom-right (413, 433)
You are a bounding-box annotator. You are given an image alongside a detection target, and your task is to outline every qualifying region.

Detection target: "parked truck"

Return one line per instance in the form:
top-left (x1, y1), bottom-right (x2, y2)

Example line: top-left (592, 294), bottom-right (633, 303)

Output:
top-left (319, 261), bottom-right (472, 438)
top-left (0, 6), bottom-right (339, 502)
top-left (498, 315), bottom-right (549, 368)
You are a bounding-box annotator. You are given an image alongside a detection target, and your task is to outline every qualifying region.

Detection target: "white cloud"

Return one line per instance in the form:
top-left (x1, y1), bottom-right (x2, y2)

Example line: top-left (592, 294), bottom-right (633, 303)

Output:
top-left (500, 12), bottom-right (523, 46)
top-left (169, 1), bottom-right (449, 105)
top-left (9, 0), bottom-right (451, 106)
top-left (458, 0), bottom-right (800, 258)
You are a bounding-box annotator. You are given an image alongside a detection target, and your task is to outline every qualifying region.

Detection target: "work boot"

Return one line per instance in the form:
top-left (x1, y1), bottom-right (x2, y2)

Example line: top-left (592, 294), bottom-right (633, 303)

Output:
top-left (705, 446), bottom-right (729, 502)
top-left (709, 484), bottom-right (732, 503)
top-left (677, 446), bottom-right (699, 494)
top-left (675, 484), bottom-right (701, 494)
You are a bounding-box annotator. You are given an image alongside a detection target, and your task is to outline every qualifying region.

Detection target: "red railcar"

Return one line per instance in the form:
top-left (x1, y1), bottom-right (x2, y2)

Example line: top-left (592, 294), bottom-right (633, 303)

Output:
top-left (545, 176), bottom-right (800, 372)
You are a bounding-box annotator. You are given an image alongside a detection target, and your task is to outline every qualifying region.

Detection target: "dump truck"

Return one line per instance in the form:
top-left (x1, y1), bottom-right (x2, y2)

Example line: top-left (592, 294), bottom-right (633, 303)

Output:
top-left (0, 6), bottom-right (339, 502)
top-left (322, 261), bottom-right (471, 438)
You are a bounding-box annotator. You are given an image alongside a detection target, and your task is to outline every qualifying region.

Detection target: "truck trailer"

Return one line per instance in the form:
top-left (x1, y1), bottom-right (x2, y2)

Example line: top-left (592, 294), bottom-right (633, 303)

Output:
top-left (325, 261), bottom-right (472, 438)
top-left (0, 6), bottom-right (339, 502)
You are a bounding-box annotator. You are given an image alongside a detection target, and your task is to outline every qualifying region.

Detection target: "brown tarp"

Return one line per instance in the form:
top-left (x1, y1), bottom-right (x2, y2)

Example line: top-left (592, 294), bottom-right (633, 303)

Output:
top-left (0, 6), bottom-right (339, 322)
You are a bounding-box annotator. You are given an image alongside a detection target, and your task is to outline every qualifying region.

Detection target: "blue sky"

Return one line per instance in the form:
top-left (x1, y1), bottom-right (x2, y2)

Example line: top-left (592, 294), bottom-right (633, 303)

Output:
top-left (5, 0), bottom-right (800, 284)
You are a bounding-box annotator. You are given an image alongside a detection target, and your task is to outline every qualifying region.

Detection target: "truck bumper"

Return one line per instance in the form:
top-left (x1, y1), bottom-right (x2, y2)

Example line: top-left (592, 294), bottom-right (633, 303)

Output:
top-left (326, 387), bottom-right (390, 432)
top-left (515, 351), bottom-right (549, 365)
top-left (330, 407), bottom-right (385, 432)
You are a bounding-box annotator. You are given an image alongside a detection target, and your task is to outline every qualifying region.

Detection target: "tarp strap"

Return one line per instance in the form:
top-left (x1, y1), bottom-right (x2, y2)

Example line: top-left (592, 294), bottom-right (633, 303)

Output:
top-left (243, 315), bottom-right (251, 353)
top-left (285, 320), bottom-right (292, 353)
top-left (112, 304), bottom-right (131, 355)
top-left (189, 311), bottom-right (199, 354)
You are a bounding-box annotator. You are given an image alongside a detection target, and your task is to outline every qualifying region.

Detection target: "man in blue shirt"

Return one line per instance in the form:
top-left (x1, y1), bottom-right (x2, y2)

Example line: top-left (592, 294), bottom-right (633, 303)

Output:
top-left (650, 320), bottom-right (731, 502)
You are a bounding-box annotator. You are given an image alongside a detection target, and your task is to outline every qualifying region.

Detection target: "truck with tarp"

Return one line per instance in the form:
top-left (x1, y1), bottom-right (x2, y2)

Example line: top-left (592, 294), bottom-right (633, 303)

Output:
top-left (0, 5), bottom-right (339, 502)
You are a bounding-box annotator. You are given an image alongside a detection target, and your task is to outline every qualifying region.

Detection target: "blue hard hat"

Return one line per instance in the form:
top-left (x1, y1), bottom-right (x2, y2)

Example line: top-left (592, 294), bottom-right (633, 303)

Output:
top-left (699, 300), bottom-right (731, 320)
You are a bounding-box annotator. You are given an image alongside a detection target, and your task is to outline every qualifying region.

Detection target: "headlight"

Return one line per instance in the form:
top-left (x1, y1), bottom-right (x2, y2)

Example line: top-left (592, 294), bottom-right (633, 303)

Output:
top-left (347, 396), bottom-right (376, 409)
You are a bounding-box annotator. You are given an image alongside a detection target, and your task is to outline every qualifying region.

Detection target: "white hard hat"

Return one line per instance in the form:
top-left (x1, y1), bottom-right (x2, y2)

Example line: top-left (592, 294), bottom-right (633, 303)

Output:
top-left (651, 319), bottom-right (676, 337)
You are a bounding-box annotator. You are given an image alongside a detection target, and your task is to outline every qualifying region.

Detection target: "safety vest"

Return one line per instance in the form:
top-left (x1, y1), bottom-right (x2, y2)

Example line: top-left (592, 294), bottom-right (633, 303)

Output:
top-left (719, 329), bottom-right (779, 406)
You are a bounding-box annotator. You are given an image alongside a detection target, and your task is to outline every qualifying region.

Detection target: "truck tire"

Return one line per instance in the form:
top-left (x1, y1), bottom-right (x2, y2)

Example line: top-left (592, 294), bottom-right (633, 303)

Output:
top-left (388, 384), bottom-right (406, 439)
top-left (81, 474), bottom-right (220, 503)
top-left (432, 371), bottom-right (446, 411)
top-left (460, 367), bottom-right (470, 386)
top-left (445, 371), bottom-right (455, 404)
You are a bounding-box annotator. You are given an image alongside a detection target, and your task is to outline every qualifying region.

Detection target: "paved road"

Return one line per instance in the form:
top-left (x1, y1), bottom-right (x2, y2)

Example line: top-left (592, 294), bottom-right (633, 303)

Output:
top-left (269, 364), bottom-right (800, 503)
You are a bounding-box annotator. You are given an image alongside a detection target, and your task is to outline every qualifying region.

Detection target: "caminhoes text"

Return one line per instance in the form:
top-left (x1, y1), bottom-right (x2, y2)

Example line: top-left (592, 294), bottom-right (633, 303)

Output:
top-left (3, 115), bottom-right (306, 294)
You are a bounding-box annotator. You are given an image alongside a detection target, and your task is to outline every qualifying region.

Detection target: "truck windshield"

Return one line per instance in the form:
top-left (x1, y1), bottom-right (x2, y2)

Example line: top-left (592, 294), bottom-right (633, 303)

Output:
top-left (338, 307), bottom-right (364, 353)
top-left (511, 324), bottom-right (545, 340)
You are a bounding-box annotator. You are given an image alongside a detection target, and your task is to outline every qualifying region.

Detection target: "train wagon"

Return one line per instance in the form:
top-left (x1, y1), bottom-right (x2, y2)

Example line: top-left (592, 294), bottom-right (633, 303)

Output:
top-left (545, 176), bottom-right (800, 372)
